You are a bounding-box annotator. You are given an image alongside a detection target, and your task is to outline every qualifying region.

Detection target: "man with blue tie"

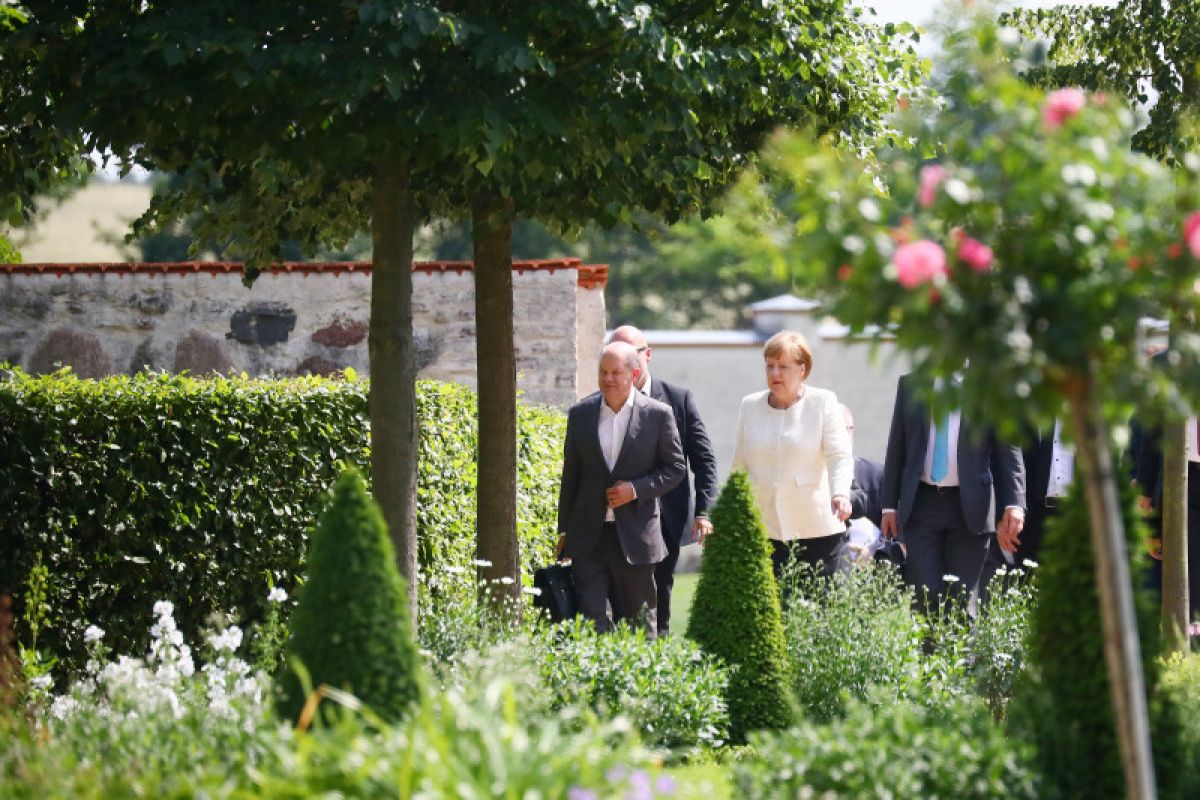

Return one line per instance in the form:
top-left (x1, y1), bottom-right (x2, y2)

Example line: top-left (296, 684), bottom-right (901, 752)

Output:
top-left (881, 373), bottom-right (1026, 614)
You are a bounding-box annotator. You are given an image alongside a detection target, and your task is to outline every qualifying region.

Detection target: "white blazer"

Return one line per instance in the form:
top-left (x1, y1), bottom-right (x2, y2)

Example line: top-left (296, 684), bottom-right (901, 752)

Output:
top-left (730, 386), bottom-right (853, 541)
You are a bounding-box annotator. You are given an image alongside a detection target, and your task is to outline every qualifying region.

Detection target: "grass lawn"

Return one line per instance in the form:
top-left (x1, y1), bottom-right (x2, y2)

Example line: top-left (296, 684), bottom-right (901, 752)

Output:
top-left (667, 761), bottom-right (733, 799)
top-left (670, 571), bottom-right (700, 636)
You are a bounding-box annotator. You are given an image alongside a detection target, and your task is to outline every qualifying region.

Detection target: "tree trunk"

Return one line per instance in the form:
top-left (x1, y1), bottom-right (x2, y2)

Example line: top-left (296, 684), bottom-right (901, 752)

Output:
top-left (1160, 419), bottom-right (1188, 653)
top-left (1062, 375), bottom-right (1157, 800)
top-left (472, 194), bottom-right (520, 612)
top-left (370, 158), bottom-right (419, 624)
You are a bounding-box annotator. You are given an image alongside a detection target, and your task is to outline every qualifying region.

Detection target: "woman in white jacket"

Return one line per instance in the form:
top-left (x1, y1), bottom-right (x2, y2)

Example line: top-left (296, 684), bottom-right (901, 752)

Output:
top-left (730, 330), bottom-right (854, 581)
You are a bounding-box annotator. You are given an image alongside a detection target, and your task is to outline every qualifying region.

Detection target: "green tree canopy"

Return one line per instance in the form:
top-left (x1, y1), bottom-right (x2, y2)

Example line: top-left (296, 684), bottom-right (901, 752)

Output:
top-left (1002, 0), bottom-right (1200, 160)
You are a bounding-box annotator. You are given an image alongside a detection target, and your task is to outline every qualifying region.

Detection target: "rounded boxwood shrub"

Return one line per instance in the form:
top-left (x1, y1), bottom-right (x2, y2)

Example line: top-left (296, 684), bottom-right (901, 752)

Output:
top-left (686, 470), bottom-right (793, 741)
top-left (276, 468), bottom-right (421, 723)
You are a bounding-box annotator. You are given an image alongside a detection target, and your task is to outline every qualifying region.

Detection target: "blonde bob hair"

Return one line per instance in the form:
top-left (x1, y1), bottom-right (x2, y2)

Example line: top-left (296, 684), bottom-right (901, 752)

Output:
top-left (762, 330), bottom-right (813, 378)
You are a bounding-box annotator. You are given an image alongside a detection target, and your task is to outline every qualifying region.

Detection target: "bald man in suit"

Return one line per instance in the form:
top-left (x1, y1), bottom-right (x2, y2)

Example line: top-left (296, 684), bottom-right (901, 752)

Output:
top-left (558, 341), bottom-right (686, 638)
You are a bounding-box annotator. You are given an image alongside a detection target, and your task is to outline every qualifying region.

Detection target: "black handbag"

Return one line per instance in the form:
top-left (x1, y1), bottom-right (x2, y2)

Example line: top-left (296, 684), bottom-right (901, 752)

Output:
top-left (873, 538), bottom-right (907, 569)
top-left (532, 562), bottom-right (579, 622)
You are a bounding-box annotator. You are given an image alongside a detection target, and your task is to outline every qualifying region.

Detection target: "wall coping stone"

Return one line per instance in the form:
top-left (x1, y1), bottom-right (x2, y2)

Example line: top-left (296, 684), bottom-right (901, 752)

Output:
top-left (0, 260), bottom-right (609, 288)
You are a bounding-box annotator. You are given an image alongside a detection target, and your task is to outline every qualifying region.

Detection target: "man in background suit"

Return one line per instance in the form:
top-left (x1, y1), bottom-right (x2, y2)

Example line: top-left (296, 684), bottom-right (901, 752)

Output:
top-left (841, 404), bottom-right (884, 528)
top-left (609, 325), bottom-right (718, 635)
top-left (1013, 422), bottom-right (1073, 565)
top-left (841, 404), bottom-right (885, 562)
top-left (558, 341), bottom-right (686, 638)
top-left (881, 372), bottom-right (1026, 614)
top-left (982, 421), bottom-right (1073, 592)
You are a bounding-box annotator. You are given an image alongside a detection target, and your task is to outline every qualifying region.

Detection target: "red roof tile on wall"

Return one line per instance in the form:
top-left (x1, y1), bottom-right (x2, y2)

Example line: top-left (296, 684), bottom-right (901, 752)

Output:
top-left (0, 259), bottom-right (608, 288)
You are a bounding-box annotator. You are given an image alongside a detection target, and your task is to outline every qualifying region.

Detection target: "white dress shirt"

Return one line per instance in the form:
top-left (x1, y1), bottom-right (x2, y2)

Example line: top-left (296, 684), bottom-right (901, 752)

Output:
top-left (1047, 418), bottom-right (1075, 498)
top-left (598, 389), bottom-right (636, 521)
top-left (730, 386), bottom-right (854, 541)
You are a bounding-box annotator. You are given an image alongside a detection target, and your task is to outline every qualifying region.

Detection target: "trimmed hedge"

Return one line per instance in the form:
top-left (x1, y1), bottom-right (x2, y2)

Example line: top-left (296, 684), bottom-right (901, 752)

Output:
top-left (0, 368), bottom-right (563, 676)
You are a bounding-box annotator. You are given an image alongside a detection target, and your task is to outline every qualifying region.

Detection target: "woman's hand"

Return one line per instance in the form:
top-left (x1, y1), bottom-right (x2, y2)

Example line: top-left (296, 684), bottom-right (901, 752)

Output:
top-left (831, 494), bottom-right (851, 523)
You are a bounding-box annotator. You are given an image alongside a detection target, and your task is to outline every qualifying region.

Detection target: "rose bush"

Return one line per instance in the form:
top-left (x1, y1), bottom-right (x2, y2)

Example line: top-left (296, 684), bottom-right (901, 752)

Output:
top-left (754, 18), bottom-right (1200, 798)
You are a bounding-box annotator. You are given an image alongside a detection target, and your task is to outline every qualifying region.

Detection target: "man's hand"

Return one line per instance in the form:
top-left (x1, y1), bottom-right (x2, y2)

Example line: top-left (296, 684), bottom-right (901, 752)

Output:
top-left (556, 534), bottom-right (566, 559)
top-left (996, 507), bottom-right (1025, 553)
top-left (881, 510), bottom-right (900, 540)
top-left (606, 481), bottom-right (636, 509)
top-left (1137, 495), bottom-right (1155, 514)
top-left (831, 494), bottom-right (851, 523)
top-left (693, 516), bottom-right (713, 546)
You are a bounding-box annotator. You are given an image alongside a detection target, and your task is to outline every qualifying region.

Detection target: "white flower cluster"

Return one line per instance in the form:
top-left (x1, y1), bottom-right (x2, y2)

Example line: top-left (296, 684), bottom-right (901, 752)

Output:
top-left (49, 601), bottom-right (267, 732)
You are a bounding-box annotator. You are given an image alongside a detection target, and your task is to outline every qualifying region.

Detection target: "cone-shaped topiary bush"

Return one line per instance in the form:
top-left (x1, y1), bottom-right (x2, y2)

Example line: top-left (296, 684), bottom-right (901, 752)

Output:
top-left (276, 468), bottom-right (421, 724)
top-left (687, 470), bottom-right (793, 741)
top-left (1010, 480), bottom-right (1185, 798)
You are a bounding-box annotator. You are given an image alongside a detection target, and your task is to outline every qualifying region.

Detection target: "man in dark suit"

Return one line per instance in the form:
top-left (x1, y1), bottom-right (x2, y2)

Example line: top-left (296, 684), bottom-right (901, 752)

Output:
top-left (840, 404), bottom-right (884, 528)
top-left (558, 341), bottom-right (686, 638)
top-left (1014, 422), bottom-right (1073, 565)
top-left (840, 403), bottom-right (887, 563)
top-left (981, 422), bottom-right (1073, 592)
top-left (881, 372), bottom-right (1026, 614)
top-left (609, 325), bottom-right (718, 635)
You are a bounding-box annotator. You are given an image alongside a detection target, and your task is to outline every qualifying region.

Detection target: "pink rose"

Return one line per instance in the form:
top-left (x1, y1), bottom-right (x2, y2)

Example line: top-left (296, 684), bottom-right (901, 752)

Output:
top-left (1185, 211), bottom-right (1200, 258)
top-left (917, 165), bottom-right (946, 209)
top-left (893, 240), bottom-right (947, 288)
top-left (1043, 88), bottom-right (1086, 128)
top-left (957, 236), bottom-right (993, 273)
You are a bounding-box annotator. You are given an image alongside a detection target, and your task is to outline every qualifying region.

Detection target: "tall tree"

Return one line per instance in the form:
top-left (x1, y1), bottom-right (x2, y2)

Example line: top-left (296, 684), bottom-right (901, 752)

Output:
top-left (0, 2), bottom-right (479, 621)
top-left (0, 2), bottom-right (923, 615)
top-left (436, 0), bottom-right (925, 605)
top-left (1002, 1), bottom-right (1199, 161)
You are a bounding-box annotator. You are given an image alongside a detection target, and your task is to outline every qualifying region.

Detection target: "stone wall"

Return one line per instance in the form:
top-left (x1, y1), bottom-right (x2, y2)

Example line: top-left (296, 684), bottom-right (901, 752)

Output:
top-left (0, 260), bottom-right (608, 409)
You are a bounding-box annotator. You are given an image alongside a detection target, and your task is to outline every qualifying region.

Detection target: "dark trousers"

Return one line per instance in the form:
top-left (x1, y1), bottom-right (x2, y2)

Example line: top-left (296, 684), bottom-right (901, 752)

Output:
top-left (770, 533), bottom-right (849, 586)
top-left (902, 484), bottom-right (990, 616)
top-left (574, 522), bottom-right (658, 639)
top-left (654, 532), bottom-right (682, 635)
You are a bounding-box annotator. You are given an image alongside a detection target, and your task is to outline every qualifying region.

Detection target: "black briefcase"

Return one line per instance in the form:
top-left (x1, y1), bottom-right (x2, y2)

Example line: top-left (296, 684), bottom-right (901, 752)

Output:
top-left (533, 562), bottom-right (579, 622)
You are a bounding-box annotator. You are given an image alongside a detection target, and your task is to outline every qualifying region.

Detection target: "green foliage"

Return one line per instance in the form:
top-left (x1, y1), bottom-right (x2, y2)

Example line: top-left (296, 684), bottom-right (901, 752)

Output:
top-left (418, 206), bottom-right (796, 331)
top-left (277, 469), bottom-right (422, 724)
top-left (417, 595), bottom-right (729, 756)
top-left (531, 617), bottom-right (729, 754)
top-left (0, 234), bottom-right (19, 262)
top-left (782, 564), bottom-right (920, 722)
top-left (1008, 483), bottom-right (1171, 799)
top-left (415, 380), bottom-right (563, 619)
top-left (2, 660), bottom-right (638, 799)
top-left (687, 471), bottom-right (793, 741)
top-left (0, 1), bottom-right (926, 270)
top-left (0, 369), bottom-right (368, 677)
top-left (1002, 1), bottom-right (1200, 160)
top-left (1158, 651), bottom-right (1200, 799)
top-left (735, 695), bottom-right (1041, 800)
top-left (781, 562), bottom-right (1035, 723)
top-left (0, 370), bottom-right (562, 677)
